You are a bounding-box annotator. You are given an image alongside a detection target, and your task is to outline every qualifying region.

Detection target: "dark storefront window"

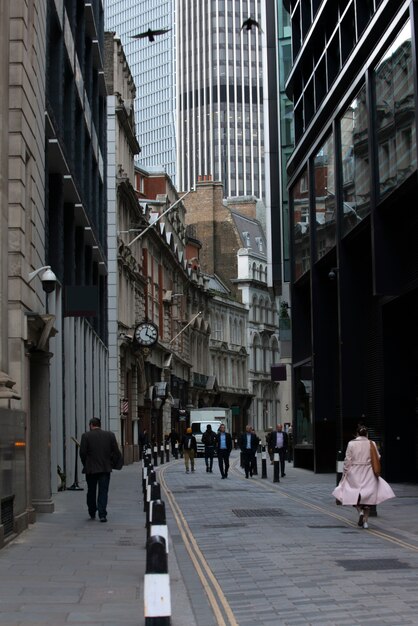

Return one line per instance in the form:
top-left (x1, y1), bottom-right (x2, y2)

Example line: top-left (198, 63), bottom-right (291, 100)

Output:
top-left (295, 363), bottom-right (313, 445)
top-left (374, 20), bottom-right (416, 200)
top-left (292, 168), bottom-right (310, 280)
top-left (340, 85), bottom-right (370, 236)
top-left (314, 135), bottom-right (336, 260)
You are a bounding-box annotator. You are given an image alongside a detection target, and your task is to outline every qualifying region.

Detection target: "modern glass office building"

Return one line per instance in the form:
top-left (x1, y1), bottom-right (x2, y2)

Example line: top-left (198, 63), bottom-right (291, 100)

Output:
top-left (105, 0), bottom-right (177, 183)
top-left (286, 0), bottom-right (418, 479)
top-left (105, 0), bottom-right (268, 199)
top-left (176, 1), bottom-right (264, 198)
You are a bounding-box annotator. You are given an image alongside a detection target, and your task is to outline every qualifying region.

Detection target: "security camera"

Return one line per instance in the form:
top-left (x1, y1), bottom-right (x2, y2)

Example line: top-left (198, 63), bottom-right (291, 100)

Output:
top-left (328, 269), bottom-right (336, 281)
top-left (40, 268), bottom-right (57, 293)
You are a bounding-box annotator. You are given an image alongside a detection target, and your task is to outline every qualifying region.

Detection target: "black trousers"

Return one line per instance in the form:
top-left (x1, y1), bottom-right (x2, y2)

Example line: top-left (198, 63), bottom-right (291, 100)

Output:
top-left (275, 447), bottom-right (286, 476)
top-left (86, 472), bottom-right (110, 519)
top-left (205, 446), bottom-right (215, 469)
top-left (217, 449), bottom-right (230, 477)
top-left (242, 450), bottom-right (255, 477)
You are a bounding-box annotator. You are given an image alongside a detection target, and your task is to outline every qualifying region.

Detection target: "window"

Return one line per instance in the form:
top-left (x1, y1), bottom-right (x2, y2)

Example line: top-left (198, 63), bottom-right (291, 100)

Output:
top-left (314, 134), bottom-right (336, 261)
top-left (292, 167), bottom-right (310, 280)
top-left (374, 20), bottom-right (416, 200)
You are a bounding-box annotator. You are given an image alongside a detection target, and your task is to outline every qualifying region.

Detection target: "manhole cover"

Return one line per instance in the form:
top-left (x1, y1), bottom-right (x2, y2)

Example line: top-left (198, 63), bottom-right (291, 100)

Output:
top-left (232, 508), bottom-right (284, 518)
top-left (336, 559), bottom-right (411, 571)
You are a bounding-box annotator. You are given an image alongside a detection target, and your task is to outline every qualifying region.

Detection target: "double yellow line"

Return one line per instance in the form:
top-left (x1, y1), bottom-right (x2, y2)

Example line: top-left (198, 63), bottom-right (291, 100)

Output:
top-left (159, 464), bottom-right (238, 626)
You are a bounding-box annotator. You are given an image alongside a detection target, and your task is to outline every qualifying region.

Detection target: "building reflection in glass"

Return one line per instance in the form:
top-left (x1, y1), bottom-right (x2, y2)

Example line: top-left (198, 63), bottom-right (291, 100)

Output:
top-left (375, 20), bottom-right (416, 200)
top-left (340, 84), bottom-right (370, 236)
top-left (295, 363), bottom-right (313, 445)
top-left (314, 135), bottom-right (336, 260)
top-left (292, 167), bottom-right (310, 280)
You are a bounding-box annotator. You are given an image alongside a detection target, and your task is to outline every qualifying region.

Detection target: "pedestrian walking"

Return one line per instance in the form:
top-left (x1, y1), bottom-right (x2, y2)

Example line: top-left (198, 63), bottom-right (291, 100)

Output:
top-left (182, 427), bottom-right (197, 473)
top-left (265, 426), bottom-right (274, 463)
top-left (79, 417), bottom-right (123, 523)
top-left (167, 428), bottom-right (180, 455)
top-left (239, 425), bottom-right (258, 478)
top-left (272, 423), bottom-right (288, 477)
top-left (215, 423), bottom-right (232, 478)
top-left (332, 425), bottom-right (395, 529)
top-left (201, 424), bottom-right (217, 472)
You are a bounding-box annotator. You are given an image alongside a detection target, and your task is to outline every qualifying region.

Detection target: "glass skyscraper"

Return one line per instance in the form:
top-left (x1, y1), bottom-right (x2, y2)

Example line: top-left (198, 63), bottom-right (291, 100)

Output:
top-left (105, 1), bottom-right (177, 183)
top-left (105, 0), bottom-right (266, 199)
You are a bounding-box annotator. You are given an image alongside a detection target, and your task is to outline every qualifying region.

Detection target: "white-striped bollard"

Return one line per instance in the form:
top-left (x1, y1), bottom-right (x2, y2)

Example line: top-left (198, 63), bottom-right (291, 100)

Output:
top-left (273, 451), bottom-right (280, 483)
top-left (144, 535), bottom-right (171, 625)
top-left (261, 446), bottom-right (267, 479)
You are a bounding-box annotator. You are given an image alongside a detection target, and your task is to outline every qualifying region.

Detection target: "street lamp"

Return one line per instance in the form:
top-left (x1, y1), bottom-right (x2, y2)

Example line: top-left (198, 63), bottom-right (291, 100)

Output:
top-left (152, 394), bottom-right (165, 445)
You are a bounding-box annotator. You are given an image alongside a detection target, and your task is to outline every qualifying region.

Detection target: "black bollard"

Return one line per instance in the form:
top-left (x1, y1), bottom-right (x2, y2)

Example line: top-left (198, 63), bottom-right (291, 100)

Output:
top-left (153, 445), bottom-right (158, 467)
top-left (165, 443), bottom-right (170, 463)
top-left (261, 446), bottom-right (267, 479)
top-left (146, 483), bottom-right (162, 533)
top-left (144, 470), bottom-right (157, 512)
top-left (174, 443), bottom-right (179, 460)
top-left (336, 449), bottom-right (343, 505)
top-left (144, 535), bottom-right (171, 625)
top-left (145, 481), bottom-right (161, 524)
top-left (148, 499), bottom-right (168, 545)
top-left (273, 451), bottom-right (280, 483)
top-left (160, 443), bottom-right (165, 465)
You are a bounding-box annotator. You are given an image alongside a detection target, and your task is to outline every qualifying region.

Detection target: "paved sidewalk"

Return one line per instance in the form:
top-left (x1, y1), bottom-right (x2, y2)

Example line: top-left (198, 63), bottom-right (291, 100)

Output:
top-left (0, 462), bottom-right (195, 626)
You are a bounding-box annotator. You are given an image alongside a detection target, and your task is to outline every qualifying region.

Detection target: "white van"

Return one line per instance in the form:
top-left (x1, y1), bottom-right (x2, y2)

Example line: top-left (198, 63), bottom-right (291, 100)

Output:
top-left (190, 420), bottom-right (223, 456)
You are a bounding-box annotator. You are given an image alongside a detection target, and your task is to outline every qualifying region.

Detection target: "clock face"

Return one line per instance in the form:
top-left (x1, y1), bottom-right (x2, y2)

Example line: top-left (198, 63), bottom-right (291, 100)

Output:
top-left (134, 322), bottom-right (158, 346)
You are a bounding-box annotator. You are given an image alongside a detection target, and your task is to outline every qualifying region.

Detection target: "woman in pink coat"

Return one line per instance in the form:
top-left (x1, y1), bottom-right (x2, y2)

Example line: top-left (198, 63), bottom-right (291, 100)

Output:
top-left (332, 425), bottom-right (395, 529)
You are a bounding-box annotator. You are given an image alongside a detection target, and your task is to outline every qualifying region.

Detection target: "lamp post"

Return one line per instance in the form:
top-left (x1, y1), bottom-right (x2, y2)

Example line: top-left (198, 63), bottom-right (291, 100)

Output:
top-left (152, 396), bottom-right (164, 446)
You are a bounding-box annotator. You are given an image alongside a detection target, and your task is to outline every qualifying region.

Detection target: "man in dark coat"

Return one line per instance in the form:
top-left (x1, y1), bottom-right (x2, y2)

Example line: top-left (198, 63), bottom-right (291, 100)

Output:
top-left (239, 424), bottom-right (259, 478)
top-left (79, 417), bottom-right (122, 522)
top-left (202, 424), bottom-right (217, 473)
top-left (272, 423), bottom-right (289, 477)
top-left (215, 423), bottom-right (233, 479)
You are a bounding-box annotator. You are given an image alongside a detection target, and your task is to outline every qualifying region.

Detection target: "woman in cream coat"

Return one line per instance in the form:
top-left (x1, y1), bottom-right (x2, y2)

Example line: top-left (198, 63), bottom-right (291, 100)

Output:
top-left (332, 425), bottom-right (395, 529)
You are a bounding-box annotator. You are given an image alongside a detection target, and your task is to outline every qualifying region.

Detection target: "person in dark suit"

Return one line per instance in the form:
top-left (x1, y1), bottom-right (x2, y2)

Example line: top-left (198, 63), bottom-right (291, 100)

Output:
top-left (272, 423), bottom-right (288, 477)
top-left (202, 424), bottom-right (217, 473)
top-left (239, 425), bottom-right (259, 478)
top-left (215, 423), bottom-right (232, 478)
top-left (79, 417), bottom-right (122, 522)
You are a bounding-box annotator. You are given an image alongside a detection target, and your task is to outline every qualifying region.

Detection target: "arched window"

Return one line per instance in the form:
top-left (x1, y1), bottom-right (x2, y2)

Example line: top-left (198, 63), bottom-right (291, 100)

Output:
top-left (259, 297), bottom-right (265, 323)
top-left (252, 295), bottom-right (258, 322)
top-left (252, 262), bottom-right (257, 279)
top-left (262, 334), bottom-right (270, 372)
top-left (252, 334), bottom-right (261, 371)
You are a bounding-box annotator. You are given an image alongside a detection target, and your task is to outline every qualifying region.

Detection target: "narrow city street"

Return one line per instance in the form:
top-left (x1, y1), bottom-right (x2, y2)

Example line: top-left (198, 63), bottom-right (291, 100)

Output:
top-left (0, 454), bottom-right (417, 625)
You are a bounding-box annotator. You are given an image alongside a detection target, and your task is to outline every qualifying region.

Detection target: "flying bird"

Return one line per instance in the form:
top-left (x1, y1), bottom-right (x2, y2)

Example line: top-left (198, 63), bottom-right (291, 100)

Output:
top-left (130, 27), bottom-right (171, 42)
top-left (241, 17), bottom-right (263, 32)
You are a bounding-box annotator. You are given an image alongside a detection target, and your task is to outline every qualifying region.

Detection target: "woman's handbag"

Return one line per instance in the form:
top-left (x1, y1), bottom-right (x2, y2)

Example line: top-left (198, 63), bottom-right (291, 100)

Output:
top-left (370, 441), bottom-right (381, 477)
